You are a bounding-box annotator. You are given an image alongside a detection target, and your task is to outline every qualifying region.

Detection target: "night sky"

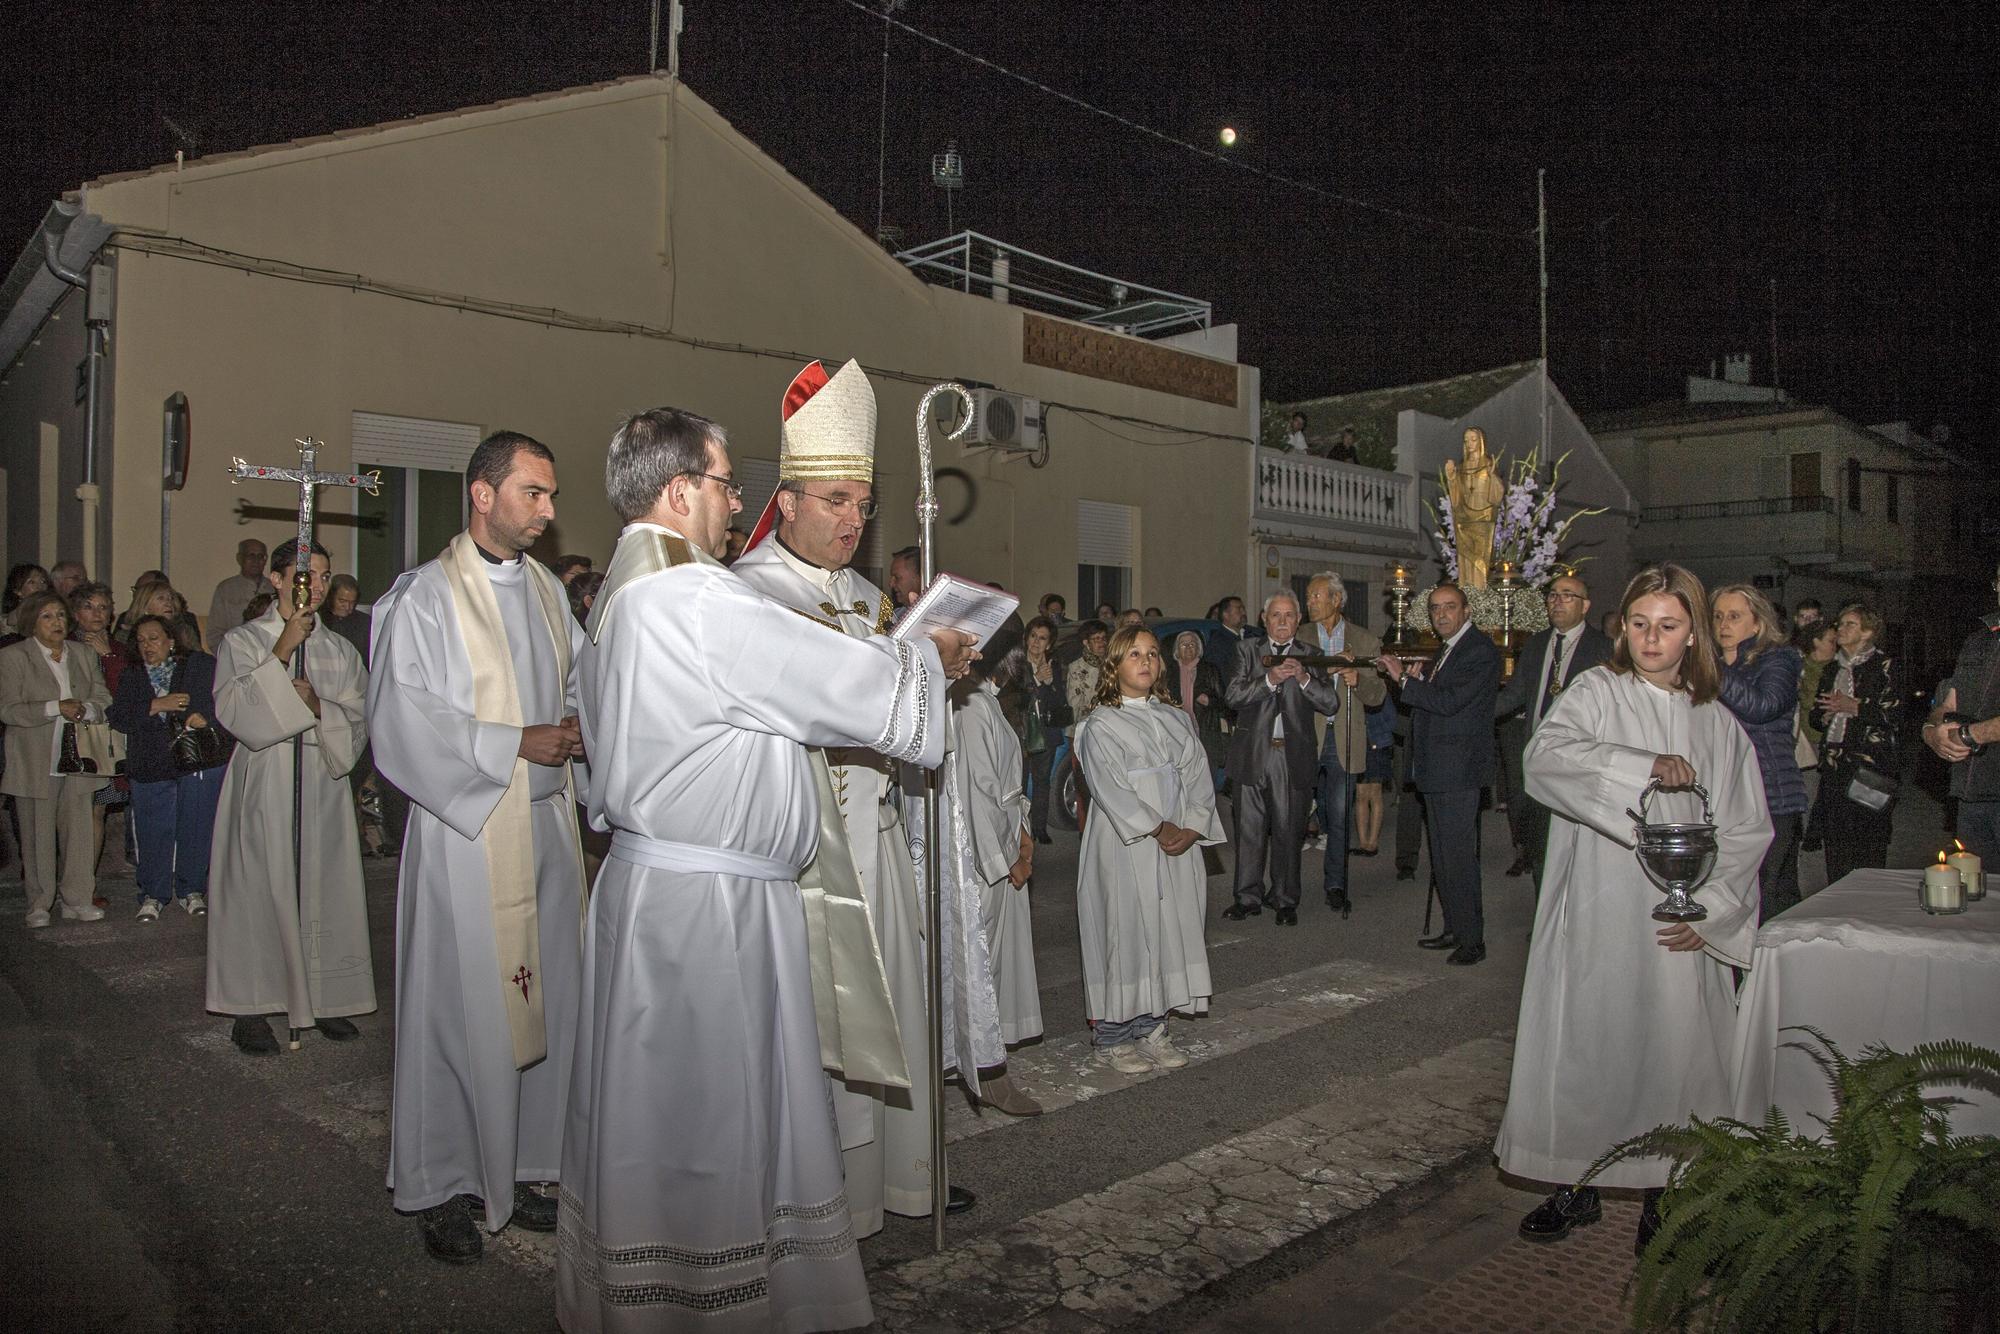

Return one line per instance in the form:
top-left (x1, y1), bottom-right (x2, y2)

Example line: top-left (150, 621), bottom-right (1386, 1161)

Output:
top-left (5, 2), bottom-right (1994, 443)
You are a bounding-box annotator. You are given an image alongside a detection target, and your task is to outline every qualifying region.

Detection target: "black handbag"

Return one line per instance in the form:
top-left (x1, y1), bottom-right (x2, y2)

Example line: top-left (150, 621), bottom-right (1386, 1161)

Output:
top-left (1845, 763), bottom-right (1899, 814)
top-left (169, 718), bottom-right (227, 774)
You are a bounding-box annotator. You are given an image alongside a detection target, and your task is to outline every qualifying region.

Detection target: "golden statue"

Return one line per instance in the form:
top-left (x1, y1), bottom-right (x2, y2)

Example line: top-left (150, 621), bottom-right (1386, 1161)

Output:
top-left (1444, 427), bottom-right (1506, 589)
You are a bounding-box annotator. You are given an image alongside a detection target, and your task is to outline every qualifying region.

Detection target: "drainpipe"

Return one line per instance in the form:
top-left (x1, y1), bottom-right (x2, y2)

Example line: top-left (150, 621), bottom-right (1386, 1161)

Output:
top-left (42, 202), bottom-right (108, 580)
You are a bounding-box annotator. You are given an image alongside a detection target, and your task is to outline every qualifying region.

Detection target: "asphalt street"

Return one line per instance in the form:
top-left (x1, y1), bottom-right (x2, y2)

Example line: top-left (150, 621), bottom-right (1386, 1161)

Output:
top-left (0, 777), bottom-right (1949, 1332)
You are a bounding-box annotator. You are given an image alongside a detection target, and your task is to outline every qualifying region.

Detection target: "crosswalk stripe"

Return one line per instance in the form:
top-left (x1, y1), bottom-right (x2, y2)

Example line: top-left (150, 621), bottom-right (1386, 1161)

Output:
top-left (871, 1036), bottom-right (1515, 1332)
top-left (949, 959), bottom-right (1434, 1142)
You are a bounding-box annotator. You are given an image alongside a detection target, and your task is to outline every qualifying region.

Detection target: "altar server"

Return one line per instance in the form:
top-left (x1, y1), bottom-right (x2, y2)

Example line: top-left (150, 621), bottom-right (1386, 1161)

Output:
top-left (205, 538), bottom-right (374, 1055)
top-left (371, 432), bottom-right (588, 1263)
top-left (1496, 564), bottom-right (1770, 1256)
top-left (556, 406), bottom-right (969, 1334)
top-left (1073, 626), bottom-right (1224, 1075)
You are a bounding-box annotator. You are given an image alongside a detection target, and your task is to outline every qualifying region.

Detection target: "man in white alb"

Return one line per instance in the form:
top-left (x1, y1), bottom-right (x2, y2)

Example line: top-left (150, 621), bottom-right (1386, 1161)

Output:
top-left (370, 431), bottom-right (587, 1264)
top-left (557, 405), bottom-right (972, 1334)
top-left (733, 358), bottom-right (998, 1231)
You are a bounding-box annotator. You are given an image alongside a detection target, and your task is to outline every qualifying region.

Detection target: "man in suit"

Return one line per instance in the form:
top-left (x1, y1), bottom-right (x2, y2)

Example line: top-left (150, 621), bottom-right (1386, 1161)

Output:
top-left (1225, 591), bottom-right (1339, 926)
top-left (1204, 595), bottom-right (1264, 673)
top-left (1493, 572), bottom-right (1614, 890)
top-left (1376, 584), bottom-right (1502, 965)
top-left (1305, 573), bottom-right (1386, 919)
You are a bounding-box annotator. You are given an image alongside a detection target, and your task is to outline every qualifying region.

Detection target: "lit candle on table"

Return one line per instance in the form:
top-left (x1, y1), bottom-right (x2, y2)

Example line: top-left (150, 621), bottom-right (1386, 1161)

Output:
top-left (1947, 840), bottom-right (1984, 901)
top-left (1923, 853), bottom-right (1966, 915)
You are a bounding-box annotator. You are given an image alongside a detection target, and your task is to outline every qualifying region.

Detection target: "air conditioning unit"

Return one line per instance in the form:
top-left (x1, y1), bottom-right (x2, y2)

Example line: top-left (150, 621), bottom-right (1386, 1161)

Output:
top-left (962, 388), bottom-right (1042, 455)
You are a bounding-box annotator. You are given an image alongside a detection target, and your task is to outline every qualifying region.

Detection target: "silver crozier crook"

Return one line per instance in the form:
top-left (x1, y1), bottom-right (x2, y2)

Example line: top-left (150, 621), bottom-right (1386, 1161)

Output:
top-left (915, 381), bottom-right (973, 1252)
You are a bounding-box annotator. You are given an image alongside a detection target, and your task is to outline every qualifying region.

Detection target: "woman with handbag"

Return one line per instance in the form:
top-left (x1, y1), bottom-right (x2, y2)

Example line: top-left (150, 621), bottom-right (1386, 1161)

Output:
top-left (1809, 603), bottom-right (1902, 884)
top-left (108, 615), bottom-right (231, 920)
top-left (0, 592), bottom-right (112, 926)
top-left (1021, 616), bottom-right (1071, 844)
top-left (1712, 584), bottom-right (1808, 920)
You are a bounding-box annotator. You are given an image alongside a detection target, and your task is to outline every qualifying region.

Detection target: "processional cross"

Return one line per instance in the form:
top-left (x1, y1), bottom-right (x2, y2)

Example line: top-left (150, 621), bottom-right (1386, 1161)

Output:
top-left (228, 439), bottom-right (380, 1050)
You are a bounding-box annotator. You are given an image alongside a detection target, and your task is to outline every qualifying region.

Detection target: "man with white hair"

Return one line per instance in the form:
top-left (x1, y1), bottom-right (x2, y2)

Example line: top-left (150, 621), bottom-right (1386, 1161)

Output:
top-left (1304, 573), bottom-right (1386, 919)
top-left (1223, 590), bottom-right (1339, 926)
top-left (556, 403), bottom-right (972, 1333)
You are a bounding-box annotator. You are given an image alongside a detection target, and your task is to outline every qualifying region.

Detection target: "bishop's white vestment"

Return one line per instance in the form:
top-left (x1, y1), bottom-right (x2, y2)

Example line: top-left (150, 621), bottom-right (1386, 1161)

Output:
top-left (1073, 696), bottom-right (1224, 1024)
top-left (205, 607), bottom-right (374, 1028)
top-left (1495, 667), bottom-right (1770, 1189)
top-left (732, 536), bottom-right (996, 1232)
top-left (370, 542), bottom-right (587, 1232)
top-left (556, 523), bottom-right (945, 1334)
top-left (953, 682), bottom-right (1041, 1045)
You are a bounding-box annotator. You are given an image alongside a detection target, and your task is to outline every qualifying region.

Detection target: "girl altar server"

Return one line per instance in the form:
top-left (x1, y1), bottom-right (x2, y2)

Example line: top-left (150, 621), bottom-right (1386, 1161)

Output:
top-left (1074, 626), bottom-right (1225, 1075)
top-left (1496, 565), bottom-right (1770, 1256)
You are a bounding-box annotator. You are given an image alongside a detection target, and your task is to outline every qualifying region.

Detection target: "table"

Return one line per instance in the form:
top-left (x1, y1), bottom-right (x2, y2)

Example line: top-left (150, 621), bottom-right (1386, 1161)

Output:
top-left (1728, 868), bottom-right (2000, 1137)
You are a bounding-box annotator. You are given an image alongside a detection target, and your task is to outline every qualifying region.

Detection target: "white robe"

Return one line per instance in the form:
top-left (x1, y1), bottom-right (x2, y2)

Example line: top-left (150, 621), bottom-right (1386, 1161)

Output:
top-left (205, 607), bottom-right (374, 1027)
top-left (732, 537), bottom-right (999, 1231)
top-left (1495, 668), bottom-right (1771, 1189)
top-left (557, 524), bottom-right (945, 1334)
top-left (370, 553), bottom-right (587, 1230)
top-left (1073, 696), bottom-right (1224, 1024)
top-left (954, 683), bottom-right (1041, 1046)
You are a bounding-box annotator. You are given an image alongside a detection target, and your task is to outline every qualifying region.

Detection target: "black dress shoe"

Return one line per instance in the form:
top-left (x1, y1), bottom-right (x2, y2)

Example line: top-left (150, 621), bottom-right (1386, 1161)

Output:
top-left (946, 1185), bottom-right (976, 1214)
top-left (420, 1196), bottom-right (484, 1264)
top-left (1221, 903), bottom-right (1262, 921)
top-left (1519, 1185), bottom-right (1602, 1243)
top-left (1636, 1187), bottom-right (1663, 1257)
top-left (1417, 931), bottom-right (1459, 950)
top-left (1325, 890), bottom-right (1352, 919)
top-left (316, 1016), bottom-right (361, 1042)
top-left (1395, 867), bottom-right (1416, 881)
top-left (1274, 907), bottom-right (1298, 926)
top-left (1506, 853), bottom-right (1530, 878)
top-left (1446, 943), bottom-right (1487, 966)
top-left (470, 1184), bottom-right (558, 1233)
top-left (231, 1016), bottom-right (280, 1055)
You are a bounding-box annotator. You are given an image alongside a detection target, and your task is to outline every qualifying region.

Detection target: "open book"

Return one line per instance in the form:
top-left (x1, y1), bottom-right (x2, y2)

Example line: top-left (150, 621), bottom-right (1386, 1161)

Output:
top-left (889, 573), bottom-right (1020, 650)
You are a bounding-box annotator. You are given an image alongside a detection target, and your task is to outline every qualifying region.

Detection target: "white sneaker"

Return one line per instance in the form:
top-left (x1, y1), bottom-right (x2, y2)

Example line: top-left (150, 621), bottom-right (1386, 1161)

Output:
top-left (25, 908), bottom-right (51, 929)
top-left (136, 899), bottom-right (162, 922)
top-left (181, 894), bottom-right (207, 916)
top-left (1097, 1044), bottom-right (1153, 1076)
top-left (60, 903), bottom-right (106, 923)
top-left (1139, 1027), bottom-right (1190, 1069)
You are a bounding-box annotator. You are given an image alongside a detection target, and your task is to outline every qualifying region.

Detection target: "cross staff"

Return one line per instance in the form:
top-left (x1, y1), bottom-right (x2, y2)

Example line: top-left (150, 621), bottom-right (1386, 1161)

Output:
top-left (227, 438), bottom-right (380, 1051)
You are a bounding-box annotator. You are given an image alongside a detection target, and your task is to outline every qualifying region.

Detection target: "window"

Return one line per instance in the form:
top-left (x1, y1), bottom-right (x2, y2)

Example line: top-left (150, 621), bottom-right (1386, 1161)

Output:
top-left (353, 412), bottom-right (479, 595)
top-left (1846, 458), bottom-right (1863, 513)
top-left (1076, 499), bottom-right (1137, 616)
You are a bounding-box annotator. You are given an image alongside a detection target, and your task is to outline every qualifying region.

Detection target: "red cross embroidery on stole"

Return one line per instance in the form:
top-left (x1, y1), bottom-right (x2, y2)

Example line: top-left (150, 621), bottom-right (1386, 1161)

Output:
top-left (512, 966), bottom-right (534, 1003)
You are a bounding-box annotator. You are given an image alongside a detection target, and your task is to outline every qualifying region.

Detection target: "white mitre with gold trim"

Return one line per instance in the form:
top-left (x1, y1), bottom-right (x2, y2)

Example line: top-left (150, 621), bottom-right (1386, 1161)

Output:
top-left (746, 357), bottom-right (877, 549)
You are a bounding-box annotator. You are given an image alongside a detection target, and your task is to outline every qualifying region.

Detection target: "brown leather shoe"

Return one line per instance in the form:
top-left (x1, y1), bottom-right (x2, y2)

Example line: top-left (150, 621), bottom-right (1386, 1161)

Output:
top-left (978, 1071), bottom-right (1043, 1117)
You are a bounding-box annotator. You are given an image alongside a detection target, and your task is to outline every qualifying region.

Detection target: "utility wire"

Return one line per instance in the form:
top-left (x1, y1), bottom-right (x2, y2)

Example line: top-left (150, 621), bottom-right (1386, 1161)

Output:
top-left (829, 0), bottom-right (1535, 246)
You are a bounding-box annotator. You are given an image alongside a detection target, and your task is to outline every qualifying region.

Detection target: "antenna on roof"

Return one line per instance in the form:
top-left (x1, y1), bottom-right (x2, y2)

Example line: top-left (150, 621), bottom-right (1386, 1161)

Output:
top-left (650, 0), bottom-right (685, 75)
top-left (162, 114), bottom-right (202, 155)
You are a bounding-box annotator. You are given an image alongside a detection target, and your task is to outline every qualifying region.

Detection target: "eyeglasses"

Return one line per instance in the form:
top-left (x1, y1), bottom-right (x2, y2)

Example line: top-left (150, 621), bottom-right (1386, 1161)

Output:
top-left (799, 490), bottom-right (879, 521)
top-left (1546, 591), bottom-right (1585, 603)
top-left (681, 471), bottom-right (743, 501)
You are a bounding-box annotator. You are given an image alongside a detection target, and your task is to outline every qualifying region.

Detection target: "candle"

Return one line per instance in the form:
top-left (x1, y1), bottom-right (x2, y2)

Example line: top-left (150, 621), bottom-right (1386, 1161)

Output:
top-left (1923, 857), bottom-right (1966, 915)
top-left (1948, 841), bottom-right (1985, 901)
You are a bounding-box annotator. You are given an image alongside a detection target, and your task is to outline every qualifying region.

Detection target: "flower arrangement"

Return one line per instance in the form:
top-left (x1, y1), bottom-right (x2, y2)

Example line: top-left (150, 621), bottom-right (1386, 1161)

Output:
top-left (1426, 446), bottom-right (1602, 591)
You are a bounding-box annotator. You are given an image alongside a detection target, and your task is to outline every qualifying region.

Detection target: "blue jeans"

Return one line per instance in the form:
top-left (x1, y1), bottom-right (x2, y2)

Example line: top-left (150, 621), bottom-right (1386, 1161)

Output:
top-left (1093, 1013), bottom-right (1163, 1047)
top-left (129, 768), bottom-right (225, 903)
top-left (1315, 754), bottom-right (1354, 898)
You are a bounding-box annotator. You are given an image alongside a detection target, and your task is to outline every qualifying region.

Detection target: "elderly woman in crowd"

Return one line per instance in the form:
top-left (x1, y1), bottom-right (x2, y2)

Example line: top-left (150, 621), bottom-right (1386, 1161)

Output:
top-left (1, 563), bottom-right (51, 644)
top-left (109, 614), bottom-right (230, 920)
top-left (1162, 629), bottom-right (1227, 779)
top-left (0, 592), bottom-right (112, 926)
top-left (71, 581), bottom-right (136, 882)
top-left (121, 576), bottom-right (201, 653)
top-left (1809, 603), bottom-right (1902, 883)
top-left (320, 573), bottom-right (373, 664)
top-left (1712, 583), bottom-right (1807, 920)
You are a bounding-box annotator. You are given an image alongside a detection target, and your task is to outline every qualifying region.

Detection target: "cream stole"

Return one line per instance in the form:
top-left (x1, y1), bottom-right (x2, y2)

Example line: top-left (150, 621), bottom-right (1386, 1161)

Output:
top-left (439, 532), bottom-right (578, 1070)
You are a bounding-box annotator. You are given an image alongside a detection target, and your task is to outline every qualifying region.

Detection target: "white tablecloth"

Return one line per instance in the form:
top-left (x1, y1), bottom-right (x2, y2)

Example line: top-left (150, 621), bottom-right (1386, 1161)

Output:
top-left (1728, 868), bottom-right (2000, 1136)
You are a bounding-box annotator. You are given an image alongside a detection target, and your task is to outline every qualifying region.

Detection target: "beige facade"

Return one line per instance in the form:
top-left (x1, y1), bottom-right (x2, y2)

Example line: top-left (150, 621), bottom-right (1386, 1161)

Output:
top-left (0, 76), bottom-right (1255, 632)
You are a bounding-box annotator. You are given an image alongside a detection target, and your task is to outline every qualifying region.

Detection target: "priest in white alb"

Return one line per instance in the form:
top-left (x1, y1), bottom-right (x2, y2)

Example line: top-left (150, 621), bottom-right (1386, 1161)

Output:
top-left (733, 358), bottom-right (1000, 1230)
top-left (369, 431), bottom-right (587, 1265)
top-left (206, 537), bottom-right (374, 1056)
top-left (557, 405), bottom-right (973, 1334)
top-left (1496, 564), bottom-right (1769, 1256)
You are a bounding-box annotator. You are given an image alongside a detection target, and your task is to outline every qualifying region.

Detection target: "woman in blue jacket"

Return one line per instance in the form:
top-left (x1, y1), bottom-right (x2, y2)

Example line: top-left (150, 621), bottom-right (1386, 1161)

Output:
top-left (108, 615), bottom-right (233, 920)
top-left (1712, 584), bottom-right (1807, 921)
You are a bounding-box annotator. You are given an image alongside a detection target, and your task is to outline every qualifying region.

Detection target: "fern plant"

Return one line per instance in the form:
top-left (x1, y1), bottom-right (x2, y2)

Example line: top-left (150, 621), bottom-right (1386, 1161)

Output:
top-left (1587, 1029), bottom-right (2000, 1332)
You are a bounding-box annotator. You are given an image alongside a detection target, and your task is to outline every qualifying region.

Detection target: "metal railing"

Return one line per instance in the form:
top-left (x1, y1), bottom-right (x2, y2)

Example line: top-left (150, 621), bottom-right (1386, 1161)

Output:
top-left (1639, 494), bottom-right (1833, 522)
top-left (895, 231), bottom-right (1212, 337)
top-left (1255, 448), bottom-right (1414, 532)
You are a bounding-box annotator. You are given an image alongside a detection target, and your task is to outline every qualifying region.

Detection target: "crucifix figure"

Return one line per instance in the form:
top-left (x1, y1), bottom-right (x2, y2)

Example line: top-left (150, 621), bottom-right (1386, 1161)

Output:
top-left (228, 438), bottom-right (380, 1049)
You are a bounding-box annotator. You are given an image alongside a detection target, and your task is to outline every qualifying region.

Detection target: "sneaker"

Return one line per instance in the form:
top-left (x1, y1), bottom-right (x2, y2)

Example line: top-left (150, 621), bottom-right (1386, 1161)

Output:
top-left (1097, 1044), bottom-right (1153, 1076)
top-left (1138, 1027), bottom-right (1190, 1069)
top-left (136, 899), bottom-right (162, 922)
top-left (182, 893), bottom-right (207, 916)
top-left (25, 908), bottom-right (51, 929)
top-left (60, 903), bottom-right (106, 923)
